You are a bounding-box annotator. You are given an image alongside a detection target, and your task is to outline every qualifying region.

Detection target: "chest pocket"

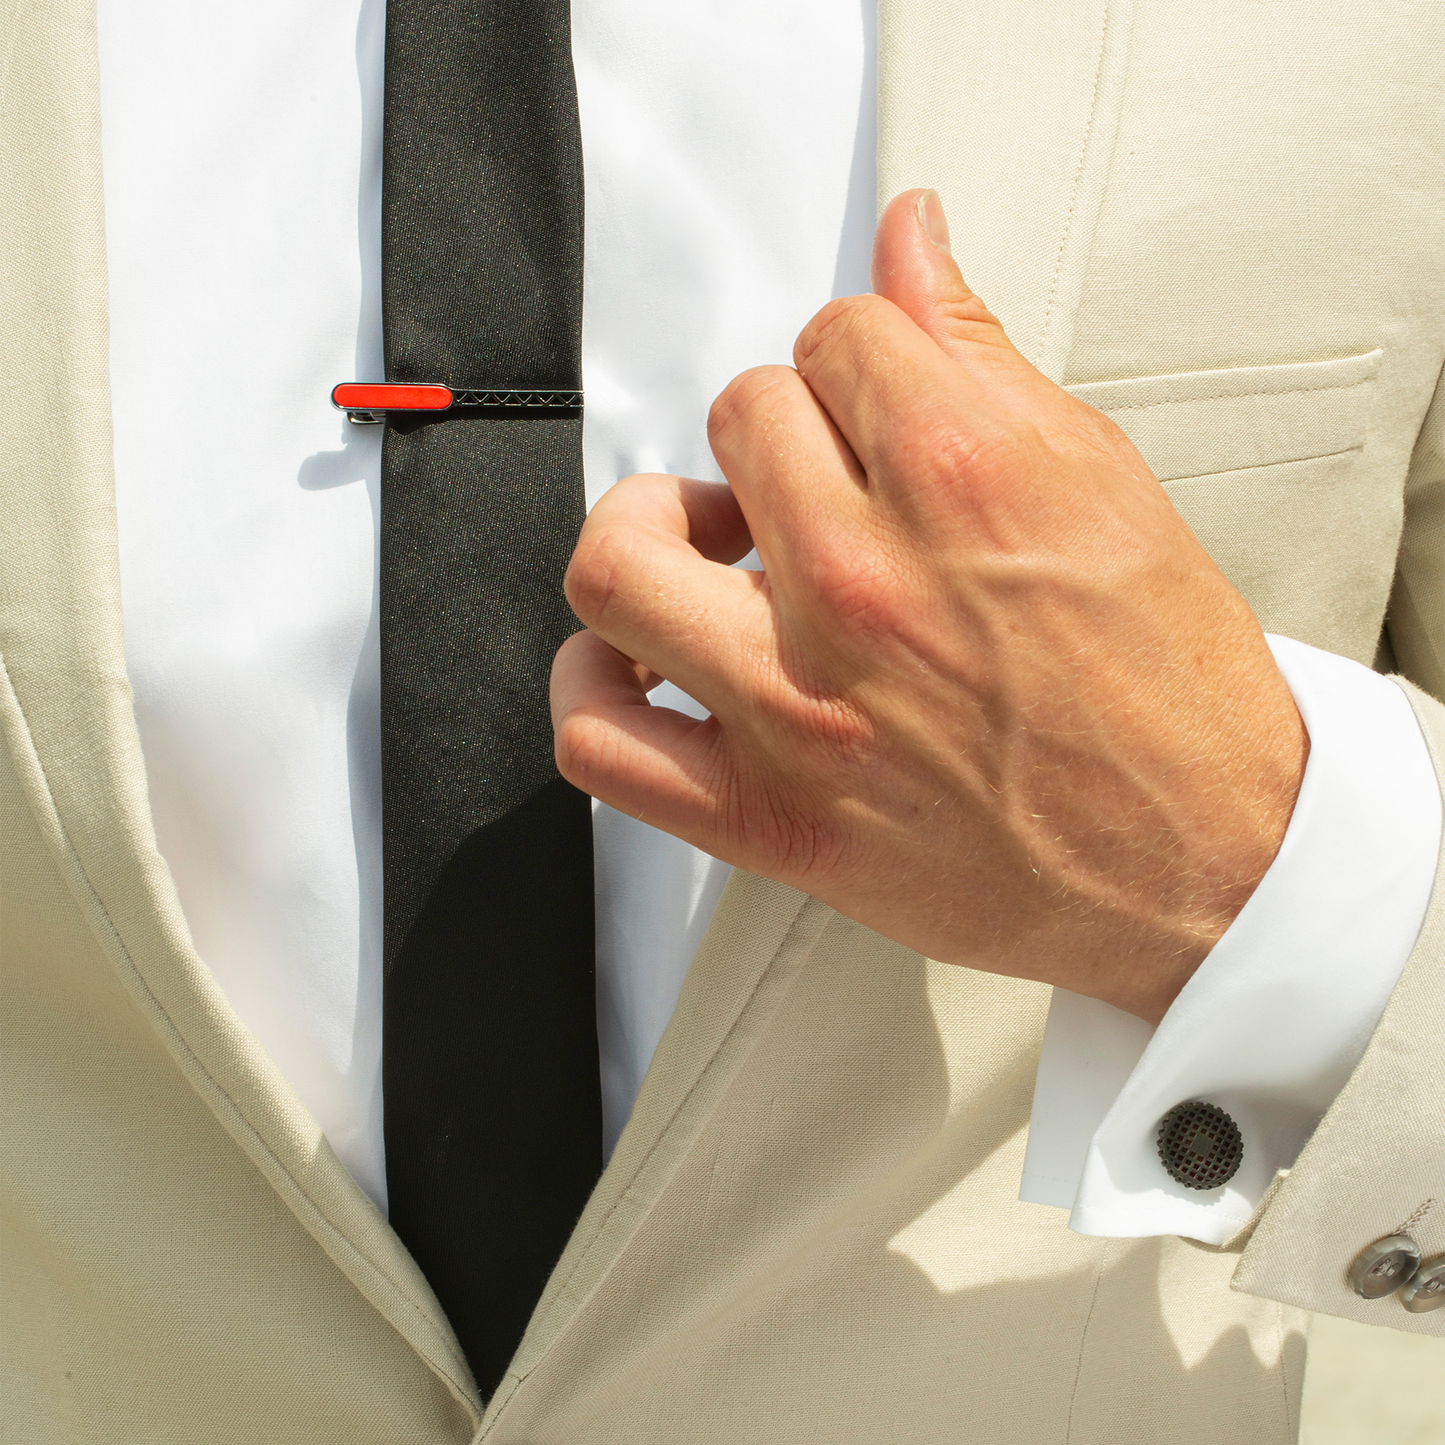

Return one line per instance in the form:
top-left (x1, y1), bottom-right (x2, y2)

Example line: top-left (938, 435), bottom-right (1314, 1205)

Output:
top-left (1067, 350), bottom-right (1386, 663)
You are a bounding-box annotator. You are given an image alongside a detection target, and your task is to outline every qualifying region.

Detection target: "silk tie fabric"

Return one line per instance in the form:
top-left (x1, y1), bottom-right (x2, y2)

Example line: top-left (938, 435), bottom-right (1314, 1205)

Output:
top-left (379, 0), bottom-right (600, 1396)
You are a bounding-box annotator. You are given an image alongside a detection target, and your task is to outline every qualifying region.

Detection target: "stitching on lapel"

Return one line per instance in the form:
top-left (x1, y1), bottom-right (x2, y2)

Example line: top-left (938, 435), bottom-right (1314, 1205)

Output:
top-left (0, 659), bottom-right (484, 1424)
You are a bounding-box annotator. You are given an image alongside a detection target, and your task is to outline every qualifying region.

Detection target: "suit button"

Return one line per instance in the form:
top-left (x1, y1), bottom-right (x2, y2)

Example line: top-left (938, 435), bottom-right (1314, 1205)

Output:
top-left (1156, 1101), bottom-right (1243, 1189)
top-left (1347, 1234), bottom-right (1422, 1299)
top-left (1400, 1255), bottom-right (1445, 1313)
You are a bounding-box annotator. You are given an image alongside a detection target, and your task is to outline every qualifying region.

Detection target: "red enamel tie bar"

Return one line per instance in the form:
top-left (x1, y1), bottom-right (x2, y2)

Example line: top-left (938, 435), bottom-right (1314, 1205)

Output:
top-left (331, 383), bottom-right (583, 424)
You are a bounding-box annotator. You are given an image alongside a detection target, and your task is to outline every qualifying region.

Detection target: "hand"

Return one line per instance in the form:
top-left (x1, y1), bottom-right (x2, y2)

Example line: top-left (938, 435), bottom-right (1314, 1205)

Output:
top-left (550, 189), bottom-right (1308, 1024)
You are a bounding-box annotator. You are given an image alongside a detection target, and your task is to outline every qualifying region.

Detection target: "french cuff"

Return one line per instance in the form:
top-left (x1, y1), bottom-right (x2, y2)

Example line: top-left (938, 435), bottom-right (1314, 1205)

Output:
top-left (1019, 635), bottom-right (1442, 1244)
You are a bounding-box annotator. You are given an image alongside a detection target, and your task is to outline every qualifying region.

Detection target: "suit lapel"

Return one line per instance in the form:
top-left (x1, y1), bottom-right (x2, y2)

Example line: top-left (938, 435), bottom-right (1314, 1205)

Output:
top-left (482, 872), bottom-right (833, 1426)
top-left (0, 0), bottom-right (480, 1424)
top-left (482, 0), bottom-right (1137, 1423)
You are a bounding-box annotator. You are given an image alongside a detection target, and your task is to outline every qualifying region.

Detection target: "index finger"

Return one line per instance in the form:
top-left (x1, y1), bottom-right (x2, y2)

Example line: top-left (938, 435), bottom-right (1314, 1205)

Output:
top-left (565, 472), bottom-right (772, 721)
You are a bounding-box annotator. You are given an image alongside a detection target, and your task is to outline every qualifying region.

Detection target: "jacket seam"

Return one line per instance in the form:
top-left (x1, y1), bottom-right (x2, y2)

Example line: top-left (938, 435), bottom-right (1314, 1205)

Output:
top-left (1277, 1302), bottom-right (1296, 1441)
top-left (1063, 1243), bottom-right (1111, 1443)
top-left (1036, 0), bottom-right (1112, 364)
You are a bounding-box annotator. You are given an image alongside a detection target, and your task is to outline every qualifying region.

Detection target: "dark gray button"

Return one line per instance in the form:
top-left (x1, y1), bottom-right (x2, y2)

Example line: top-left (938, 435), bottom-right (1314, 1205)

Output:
top-left (1157, 1101), bottom-right (1243, 1190)
top-left (1400, 1255), bottom-right (1445, 1314)
top-left (1348, 1235), bottom-right (1422, 1299)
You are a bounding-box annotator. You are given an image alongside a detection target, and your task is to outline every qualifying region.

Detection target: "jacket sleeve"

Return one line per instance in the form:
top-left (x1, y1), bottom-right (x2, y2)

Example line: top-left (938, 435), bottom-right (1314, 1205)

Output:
top-left (1228, 368), bottom-right (1445, 1336)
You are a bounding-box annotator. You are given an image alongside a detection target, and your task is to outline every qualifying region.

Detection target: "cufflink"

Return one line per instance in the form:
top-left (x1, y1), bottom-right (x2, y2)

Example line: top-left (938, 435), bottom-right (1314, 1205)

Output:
top-left (331, 383), bottom-right (584, 424)
top-left (1347, 1234), bottom-right (1422, 1299)
top-left (1400, 1255), bottom-right (1444, 1313)
top-left (1156, 1101), bottom-right (1243, 1190)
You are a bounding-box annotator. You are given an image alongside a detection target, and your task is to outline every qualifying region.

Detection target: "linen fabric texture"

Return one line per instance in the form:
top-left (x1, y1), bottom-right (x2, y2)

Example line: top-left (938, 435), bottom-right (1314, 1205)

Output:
top-left (2, 1), bottom-right (1442, 1443)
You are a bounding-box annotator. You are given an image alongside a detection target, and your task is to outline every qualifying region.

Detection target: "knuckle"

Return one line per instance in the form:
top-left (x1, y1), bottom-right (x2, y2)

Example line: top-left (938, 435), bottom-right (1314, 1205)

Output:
top-left (939, 426), bottom-right (1022, 490)
top-left (707, 365), bottom-right (797, 444)
top-left (767, 810), bottom-right (834, 879)
top-left (563, 522), bottom-right (635, 626)
top-left (806, 536), bottom-right (905, 642)
top-left (727, 767), bottom-right (847, 881)
top-left (794, 294), bottom-right (890, 370)
top-left (789, 699), bottom-right (884, 791)
top-left (933, 295), bottom-right (1014, 353)
top-left (911, 413), bottom-right (1033, 504)
top-left (553, 709), bottom-right (615, 787)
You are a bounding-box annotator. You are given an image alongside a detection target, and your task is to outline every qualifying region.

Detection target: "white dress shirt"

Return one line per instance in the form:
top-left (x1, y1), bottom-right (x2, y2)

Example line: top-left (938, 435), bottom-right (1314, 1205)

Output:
top-left (97, 0), bottom-right (1439, 1236)
top-left (1023, 636), bottom-right (1440, 1243)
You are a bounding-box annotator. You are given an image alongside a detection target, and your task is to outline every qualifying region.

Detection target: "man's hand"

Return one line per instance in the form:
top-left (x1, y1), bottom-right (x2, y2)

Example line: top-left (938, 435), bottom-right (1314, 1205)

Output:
top-left (550, 189), bottom-right (1307, 1024)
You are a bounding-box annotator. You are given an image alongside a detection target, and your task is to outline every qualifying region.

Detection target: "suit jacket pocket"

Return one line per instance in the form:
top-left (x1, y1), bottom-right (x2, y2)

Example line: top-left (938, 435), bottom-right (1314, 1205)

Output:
top-left (1066, 350), bottom-right (1381, 481)
top-left (1066, 351), bottom-right (1386, 663)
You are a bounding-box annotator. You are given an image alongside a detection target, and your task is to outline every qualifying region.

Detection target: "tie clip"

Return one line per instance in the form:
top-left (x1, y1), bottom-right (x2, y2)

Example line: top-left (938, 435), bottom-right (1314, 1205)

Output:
top-left (331, 383), bottom-right (583, 424)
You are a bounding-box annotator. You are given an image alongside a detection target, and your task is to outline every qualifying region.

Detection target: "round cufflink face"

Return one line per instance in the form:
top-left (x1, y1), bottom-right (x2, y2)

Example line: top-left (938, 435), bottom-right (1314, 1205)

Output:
top-left (1348, 1235), bottom-right (1422, 1300)
top-left (1400, 1256), bottom-right (1445, 1313)
top-left (1157, 1101), bottom-right (1243, 1190)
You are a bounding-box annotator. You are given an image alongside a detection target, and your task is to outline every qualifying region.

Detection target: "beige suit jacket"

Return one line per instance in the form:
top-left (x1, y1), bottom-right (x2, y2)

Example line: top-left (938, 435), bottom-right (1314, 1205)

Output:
top-left (2, 0), bottom-right (1442, 1440)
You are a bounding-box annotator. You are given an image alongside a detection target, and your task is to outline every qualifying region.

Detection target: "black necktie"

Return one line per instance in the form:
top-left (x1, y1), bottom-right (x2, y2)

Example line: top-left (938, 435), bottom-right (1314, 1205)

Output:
top-left (378, 0), bottom-right (601, 1396)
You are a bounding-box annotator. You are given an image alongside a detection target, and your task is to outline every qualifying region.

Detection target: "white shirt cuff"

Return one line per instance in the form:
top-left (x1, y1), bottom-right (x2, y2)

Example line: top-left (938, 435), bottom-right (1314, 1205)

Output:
top-left (1018, 635), bottom-right (1442, 1244)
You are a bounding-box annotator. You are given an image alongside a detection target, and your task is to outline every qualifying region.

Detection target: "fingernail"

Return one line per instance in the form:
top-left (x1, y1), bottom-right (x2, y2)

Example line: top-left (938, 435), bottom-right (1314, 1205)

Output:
top-left (916, 189), bottom-right (952, 254)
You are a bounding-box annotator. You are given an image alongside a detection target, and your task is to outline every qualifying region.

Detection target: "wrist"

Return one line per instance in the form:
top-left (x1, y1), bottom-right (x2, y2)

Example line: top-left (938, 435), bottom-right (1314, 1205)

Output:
top-left (1096, 660), bottom-right (1310, 1023)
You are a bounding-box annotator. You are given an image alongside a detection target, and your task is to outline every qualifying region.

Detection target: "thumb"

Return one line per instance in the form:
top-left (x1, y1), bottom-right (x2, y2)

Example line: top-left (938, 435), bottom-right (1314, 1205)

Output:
top-left (870, 190), bottom-right (1018, 366)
